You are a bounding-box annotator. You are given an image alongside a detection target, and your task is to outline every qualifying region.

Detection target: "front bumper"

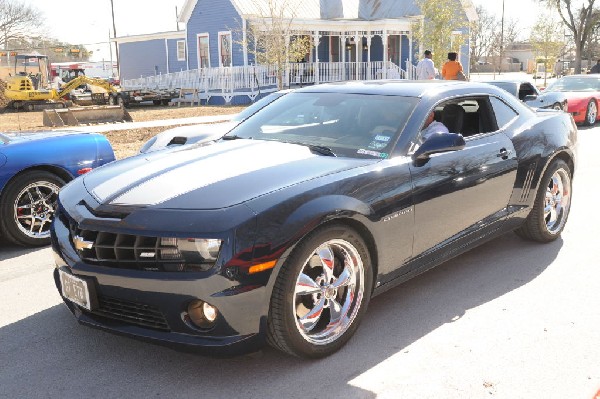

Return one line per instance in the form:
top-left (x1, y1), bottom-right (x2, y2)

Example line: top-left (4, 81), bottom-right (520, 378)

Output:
top-left (51, 209), bottom-right (269, 356)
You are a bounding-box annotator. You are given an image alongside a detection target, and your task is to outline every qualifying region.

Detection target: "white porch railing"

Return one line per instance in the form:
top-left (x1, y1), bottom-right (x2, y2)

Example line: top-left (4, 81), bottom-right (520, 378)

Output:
top-left (122, 61), bottom-right (415, 103)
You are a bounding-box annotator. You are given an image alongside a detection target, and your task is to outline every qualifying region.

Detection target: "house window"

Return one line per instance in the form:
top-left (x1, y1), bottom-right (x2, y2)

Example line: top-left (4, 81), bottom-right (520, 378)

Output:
top-left (197, 34), bottom-right (210, 68)
top-left (330, 36), bottom-right (340, 62)
top-left (219, 32), bottom-right (232, 67)
top-left (177, 40), bottom-right (186, 61)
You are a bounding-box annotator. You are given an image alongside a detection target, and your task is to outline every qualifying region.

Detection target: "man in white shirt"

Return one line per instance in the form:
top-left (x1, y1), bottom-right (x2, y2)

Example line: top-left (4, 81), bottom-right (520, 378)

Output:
top-left (420, 111), bottom-right (449, 142)
top-left (416, 50), bottom-right (436, 80)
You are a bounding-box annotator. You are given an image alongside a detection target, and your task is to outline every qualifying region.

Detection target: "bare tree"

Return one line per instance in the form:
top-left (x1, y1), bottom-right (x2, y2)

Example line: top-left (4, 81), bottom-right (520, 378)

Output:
top-left (470, 6), bottom-right (497, 68)
top-left (0, 0), bottom-right (43, 49)
top-left (412, 0), bottom-right (468, 71)
top-left (241, 0), bottom-right (312, 89)
top-left (541, 0), bottom-right (600, 73)
top-left (530, 15), bottom-right (563, 85)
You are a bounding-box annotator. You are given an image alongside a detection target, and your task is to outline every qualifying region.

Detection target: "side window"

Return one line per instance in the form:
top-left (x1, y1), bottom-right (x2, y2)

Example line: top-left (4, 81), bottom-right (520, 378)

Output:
top-left (489, 97), bottom-right (518, 130)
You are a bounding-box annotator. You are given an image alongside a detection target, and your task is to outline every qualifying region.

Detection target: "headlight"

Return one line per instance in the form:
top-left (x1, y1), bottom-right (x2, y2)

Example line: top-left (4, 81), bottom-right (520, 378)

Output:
top-left (160, 237), bottom-right (222, 271)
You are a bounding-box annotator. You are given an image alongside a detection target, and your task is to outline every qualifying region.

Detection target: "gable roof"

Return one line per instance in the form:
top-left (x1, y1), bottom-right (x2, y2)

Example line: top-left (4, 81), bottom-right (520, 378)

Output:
top-left (179, 0), bottom-right (477, 24)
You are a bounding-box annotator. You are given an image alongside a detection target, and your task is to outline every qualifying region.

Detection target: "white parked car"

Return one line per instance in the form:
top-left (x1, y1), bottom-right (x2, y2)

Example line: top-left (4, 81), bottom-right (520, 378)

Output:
top-left (139, 90), bottom-right (292, 153)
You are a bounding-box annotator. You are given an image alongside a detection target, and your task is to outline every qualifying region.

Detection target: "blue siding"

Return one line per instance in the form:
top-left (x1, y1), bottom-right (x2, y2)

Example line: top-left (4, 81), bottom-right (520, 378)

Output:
top-left (167, 38), bottom-right (188, 73)
top-left (186, 0), bottom-right (243, 68)
top-left (401, 35), bottom-right (410, 69)
top-left (318, 37), bottom-right (329, 62)
top-left (119, 40), bottom-right (167, 80)
top-left (370, 36), bottom-right (383, 62)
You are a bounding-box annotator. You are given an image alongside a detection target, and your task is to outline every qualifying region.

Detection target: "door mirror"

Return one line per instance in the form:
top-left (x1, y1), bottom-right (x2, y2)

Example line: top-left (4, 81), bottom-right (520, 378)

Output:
top-left (413, 133), bottom-right (466, 162)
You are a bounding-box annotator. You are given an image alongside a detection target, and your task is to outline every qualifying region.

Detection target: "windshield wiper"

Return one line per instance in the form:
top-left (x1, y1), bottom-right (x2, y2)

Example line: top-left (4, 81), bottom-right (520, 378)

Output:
top-left (308, 145), bottom-right (336, 157)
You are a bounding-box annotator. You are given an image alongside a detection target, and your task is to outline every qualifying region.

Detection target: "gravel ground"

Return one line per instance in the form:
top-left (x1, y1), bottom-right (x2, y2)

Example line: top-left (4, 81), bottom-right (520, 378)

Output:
top-left (0, 103), bottom-right (246, 159)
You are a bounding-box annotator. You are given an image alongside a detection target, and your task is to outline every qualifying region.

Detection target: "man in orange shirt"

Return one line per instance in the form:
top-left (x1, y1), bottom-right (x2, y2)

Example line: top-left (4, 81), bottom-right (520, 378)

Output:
top-left (441, 52), bottom-right (464, 80)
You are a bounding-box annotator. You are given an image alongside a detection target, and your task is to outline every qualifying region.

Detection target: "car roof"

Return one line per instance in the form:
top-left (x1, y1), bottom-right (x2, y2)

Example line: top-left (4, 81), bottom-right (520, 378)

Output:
top-left (295, 80), bottom-right (500, 97)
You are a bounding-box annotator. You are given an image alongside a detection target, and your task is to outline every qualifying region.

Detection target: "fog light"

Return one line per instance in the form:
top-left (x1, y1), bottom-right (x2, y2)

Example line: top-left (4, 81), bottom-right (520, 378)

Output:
top-left (187, 300), bottom-right (218, 329)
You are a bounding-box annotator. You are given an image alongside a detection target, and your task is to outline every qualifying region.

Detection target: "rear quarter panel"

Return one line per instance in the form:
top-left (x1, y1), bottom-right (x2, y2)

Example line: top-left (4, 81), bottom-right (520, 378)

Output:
top-left (0, 133), bottom-right (115, 195)
top-left (503, 110), bottom-right (577, 211)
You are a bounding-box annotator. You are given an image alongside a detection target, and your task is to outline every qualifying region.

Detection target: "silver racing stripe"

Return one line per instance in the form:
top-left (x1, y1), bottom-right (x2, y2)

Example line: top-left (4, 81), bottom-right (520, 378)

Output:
top-left (108, 143), bottom-right (314, 206)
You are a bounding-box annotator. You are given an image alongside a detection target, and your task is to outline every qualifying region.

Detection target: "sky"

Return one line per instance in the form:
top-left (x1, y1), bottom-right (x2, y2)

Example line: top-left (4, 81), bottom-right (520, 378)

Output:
top-left (26, 0), bottom-right (544, 63)
top-left (26, 0), bottom-right (186, 62)
top-left (471, 0), bottom-right (548, 40)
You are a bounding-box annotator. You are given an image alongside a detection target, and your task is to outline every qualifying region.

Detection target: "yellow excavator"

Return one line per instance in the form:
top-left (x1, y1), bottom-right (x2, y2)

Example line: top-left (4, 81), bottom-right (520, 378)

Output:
top-left (3, 54), bottom-right (131, 126)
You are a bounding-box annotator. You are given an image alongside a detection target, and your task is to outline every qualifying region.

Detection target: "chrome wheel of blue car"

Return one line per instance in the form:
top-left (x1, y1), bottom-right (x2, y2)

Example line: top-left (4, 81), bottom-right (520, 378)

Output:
top-left (267, 224), bottom-right (373, 358)
top-left (0, 171), bottom-right (65, 246)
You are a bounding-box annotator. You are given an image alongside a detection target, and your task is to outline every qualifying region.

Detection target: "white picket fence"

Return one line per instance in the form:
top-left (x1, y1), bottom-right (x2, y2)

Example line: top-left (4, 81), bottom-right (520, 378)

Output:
top-left (122, 61), bottom-right (413, 104)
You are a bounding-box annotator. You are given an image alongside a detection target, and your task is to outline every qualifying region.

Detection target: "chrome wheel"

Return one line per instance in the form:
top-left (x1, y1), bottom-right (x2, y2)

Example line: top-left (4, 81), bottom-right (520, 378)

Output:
top-left (586, 100), bottom-right (597, 125)
top-left (13, 181), bottom-right (60, 239)
top-left (293, 239), bottom-right (365, 345)
top-left (543, 167), bottom-right (571, 235)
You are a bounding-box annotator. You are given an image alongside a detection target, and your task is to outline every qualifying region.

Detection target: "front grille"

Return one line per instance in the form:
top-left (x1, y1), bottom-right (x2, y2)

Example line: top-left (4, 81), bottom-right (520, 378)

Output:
top-left (70, 226), bottom-right (186, 272)
top-left (87, 296), bottom-right (170, 331)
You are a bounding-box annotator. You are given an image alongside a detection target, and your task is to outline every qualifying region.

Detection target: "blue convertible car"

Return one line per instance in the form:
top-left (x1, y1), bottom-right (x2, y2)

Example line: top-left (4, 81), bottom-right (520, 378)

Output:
top-left (0, 131), bottom-right (115, 246)
top-left (51, 81), bottom-right (576, 358)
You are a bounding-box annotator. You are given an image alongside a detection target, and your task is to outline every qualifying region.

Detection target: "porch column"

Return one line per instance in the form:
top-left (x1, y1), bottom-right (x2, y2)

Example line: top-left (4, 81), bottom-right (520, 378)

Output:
top-left (242, 18), bottom-right (248, 66)
top-left (341, 35), bottom-right (346, 81)
top-left (409, 31), bottom-right (413, 77)
top-left (313, 31), bottom-right (320, 84)
top-left (382, 30), bottom-right (388, 79)
top-left (366, 35), bottom-right (372, 79)
top-left (355, 32), bottom-right (359, 80)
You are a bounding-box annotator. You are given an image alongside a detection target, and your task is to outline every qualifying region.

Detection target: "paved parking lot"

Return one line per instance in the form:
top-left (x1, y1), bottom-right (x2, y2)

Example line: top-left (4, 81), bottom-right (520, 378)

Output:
top-left (1, 124), bottom-right (599, 399)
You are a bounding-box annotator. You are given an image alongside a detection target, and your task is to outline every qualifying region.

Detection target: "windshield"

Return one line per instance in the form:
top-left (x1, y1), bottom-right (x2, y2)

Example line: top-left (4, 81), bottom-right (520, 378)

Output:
top-left (487, 82), bottom-right (518, 96)
top-left (232, 91), bottom-right (288, 122)
top-left (545, 76), bottom-right (600, 92)
top-left (225, 92), bottom-right (418, 159)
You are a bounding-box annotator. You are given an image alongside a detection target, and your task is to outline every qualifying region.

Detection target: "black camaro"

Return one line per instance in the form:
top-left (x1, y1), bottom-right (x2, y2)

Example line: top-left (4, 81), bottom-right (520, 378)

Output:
top-left (51, 81), bottom-right (577, 358)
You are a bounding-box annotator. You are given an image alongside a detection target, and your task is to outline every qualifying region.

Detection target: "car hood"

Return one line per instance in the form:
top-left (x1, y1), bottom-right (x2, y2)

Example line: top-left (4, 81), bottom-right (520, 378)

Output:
top-left (547, 91), bottom-right (594, 100)
top-left (83, 139), bottom-right (376, 210)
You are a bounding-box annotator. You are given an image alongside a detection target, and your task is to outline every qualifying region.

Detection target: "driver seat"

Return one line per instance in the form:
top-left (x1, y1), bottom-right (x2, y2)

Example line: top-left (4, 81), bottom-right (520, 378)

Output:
top-left (442, 104), bottom-right (465, 133)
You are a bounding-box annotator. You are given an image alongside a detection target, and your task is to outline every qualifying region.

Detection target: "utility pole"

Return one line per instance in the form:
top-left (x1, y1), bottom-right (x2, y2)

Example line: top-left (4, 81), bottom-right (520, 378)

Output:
top-left (499, 0), bottom-right (505, 75)
top-left (110, 0), bottom-right (119, 74)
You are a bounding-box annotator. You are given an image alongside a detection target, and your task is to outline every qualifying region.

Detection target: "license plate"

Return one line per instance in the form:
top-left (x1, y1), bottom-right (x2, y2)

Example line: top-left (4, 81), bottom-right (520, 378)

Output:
top-left (59, 270), bottom-right (96, 310)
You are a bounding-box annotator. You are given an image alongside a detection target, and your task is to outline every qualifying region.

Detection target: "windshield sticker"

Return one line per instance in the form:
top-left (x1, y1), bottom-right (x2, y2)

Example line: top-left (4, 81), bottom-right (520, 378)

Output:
top-left (357, 148), bottom-right (388, 158)
top-left (374, 135), bottom-right (391, 142)
top-left (368, 141), bottom-right (388, 150)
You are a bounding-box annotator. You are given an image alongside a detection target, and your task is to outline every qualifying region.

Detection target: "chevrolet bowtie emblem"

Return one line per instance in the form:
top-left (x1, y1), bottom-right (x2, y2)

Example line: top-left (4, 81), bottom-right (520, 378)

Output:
top-left (73, 235), bottom-right (94, 251)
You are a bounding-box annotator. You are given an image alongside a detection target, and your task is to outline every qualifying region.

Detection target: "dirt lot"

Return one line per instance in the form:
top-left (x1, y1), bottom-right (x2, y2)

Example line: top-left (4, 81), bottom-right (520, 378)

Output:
top-left (0, 104), bottom-right (246, 159)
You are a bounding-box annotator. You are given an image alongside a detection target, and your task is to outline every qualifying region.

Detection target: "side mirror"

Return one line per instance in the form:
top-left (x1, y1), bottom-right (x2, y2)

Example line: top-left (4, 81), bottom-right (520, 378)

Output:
top-left (523, 94), bottom-right (538, 101)
top-left (412, 133), bottom-right (466, 162)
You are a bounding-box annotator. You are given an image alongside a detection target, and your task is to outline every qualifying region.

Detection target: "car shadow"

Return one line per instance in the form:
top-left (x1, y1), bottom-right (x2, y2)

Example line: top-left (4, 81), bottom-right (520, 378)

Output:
top-left (0, 233), bottom-right (560, 398)
top-left (0, 239), bottom-right (45, 261)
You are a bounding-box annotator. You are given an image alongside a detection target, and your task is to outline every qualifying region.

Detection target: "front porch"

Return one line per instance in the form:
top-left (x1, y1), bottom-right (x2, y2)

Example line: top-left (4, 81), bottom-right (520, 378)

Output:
top-left (122, 60), bottom-right (418, 105)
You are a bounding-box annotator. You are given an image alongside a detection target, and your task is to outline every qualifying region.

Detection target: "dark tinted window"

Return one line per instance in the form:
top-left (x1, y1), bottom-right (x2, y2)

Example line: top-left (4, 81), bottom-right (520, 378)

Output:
top-left (490, 97), bottom-right (518, 129)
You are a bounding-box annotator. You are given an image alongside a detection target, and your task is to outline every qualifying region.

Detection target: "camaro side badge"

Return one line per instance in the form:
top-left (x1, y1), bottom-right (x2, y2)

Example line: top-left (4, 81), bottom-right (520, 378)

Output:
top-left (73, 235), bottom-right (94, 251)
top-left (382, 207), bottom-right (413, 222)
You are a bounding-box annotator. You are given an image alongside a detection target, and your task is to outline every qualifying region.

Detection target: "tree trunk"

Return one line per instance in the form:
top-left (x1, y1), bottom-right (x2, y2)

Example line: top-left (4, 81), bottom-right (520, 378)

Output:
top-left (575, 43), bottom-right (583, 74)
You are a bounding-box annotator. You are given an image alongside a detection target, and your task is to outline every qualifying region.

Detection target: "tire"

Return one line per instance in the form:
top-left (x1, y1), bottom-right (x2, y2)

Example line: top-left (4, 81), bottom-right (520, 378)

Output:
top-left (267, 224), bottom-right (373, 358)
top-left (583, 100), bottom-right (597, 126)
top-left (25, 103), bottom-right (34, 112)
top-left (552, 102), bottom-right (562, 111)
top-left (111, 94), bottom-right (126, 107)
top-left (161, 99), bottom-right (170, 106)
top-left (515, 159), bottom-right (572, 242)
top-left (0, 171), bottom-right (65, 246)
top-left (153, 99), bottom-right (162, 106)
